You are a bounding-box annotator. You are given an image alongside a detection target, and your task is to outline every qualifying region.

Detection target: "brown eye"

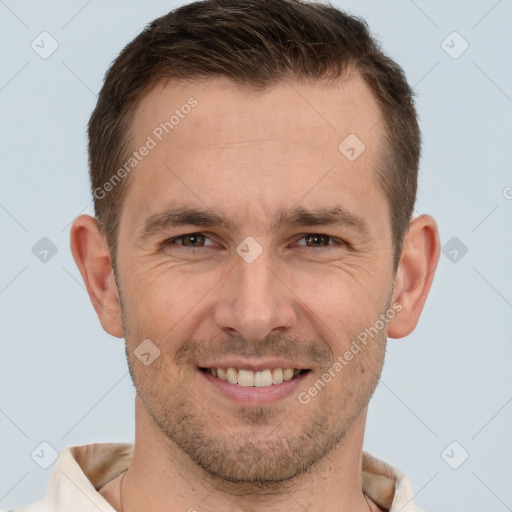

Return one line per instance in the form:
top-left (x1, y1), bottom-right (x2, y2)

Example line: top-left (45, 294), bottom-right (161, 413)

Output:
top-left (296, 234), bottom-right (341, 248)
top-left (180, 233), bottom-right (205, 247)
top-left (304, 234), bottom-right (331, 247)
top-left (166, 233), bottom-right (214, 248)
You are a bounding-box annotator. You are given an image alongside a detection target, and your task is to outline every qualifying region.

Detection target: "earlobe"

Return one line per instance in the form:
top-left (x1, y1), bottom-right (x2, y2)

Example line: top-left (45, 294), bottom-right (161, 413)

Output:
top-left (388, 214), bottom-right (440, 339)
top-left (70, 214), bottom-right (124, 338)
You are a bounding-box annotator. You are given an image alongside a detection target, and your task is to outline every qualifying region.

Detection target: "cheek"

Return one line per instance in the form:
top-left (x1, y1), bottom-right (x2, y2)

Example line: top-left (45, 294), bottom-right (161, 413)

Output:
top-left (120, 262), bottom-right (222, 364)
top-left (300, 270), bottom-right (388, 340)
top-left (124, 260), bottom-right (206, 321)
top-left (121, 249), bottom-right (391, 353)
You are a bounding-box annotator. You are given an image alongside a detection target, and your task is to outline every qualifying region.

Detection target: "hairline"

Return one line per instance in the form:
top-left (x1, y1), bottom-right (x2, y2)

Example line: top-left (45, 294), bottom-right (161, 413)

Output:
top-left (105, 72), bottom-right (404, 272)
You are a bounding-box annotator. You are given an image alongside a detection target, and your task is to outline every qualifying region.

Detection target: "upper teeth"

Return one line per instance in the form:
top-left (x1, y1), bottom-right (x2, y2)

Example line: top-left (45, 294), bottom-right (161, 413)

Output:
top-left (209, 367), bottom-right (301, 387)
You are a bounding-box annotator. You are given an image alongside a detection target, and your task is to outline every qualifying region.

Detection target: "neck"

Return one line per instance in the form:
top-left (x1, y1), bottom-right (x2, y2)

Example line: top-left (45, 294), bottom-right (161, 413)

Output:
top-left (111, 395), bottom-right (375, 512)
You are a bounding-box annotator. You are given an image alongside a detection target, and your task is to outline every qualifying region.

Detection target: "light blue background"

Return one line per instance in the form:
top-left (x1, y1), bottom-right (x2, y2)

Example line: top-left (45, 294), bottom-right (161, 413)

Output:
top-left (1, 1), bottom-right (511, 510)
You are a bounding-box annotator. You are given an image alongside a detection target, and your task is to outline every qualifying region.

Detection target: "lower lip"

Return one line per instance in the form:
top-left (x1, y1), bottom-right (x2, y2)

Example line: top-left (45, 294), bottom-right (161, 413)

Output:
top-left (199, 369), bottom-right (309, 404)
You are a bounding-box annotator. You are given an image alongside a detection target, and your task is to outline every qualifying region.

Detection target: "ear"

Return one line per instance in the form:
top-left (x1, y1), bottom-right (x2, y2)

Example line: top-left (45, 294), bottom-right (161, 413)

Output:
top-left (70, 214), bottom-right (124, 338)
top-left (388, 214), bottom-right (440, 339)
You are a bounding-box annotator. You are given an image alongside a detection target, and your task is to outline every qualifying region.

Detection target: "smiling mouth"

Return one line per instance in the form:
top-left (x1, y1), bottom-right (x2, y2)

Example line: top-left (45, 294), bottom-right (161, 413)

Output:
top-left (199, 367), bottom-right (310, 387)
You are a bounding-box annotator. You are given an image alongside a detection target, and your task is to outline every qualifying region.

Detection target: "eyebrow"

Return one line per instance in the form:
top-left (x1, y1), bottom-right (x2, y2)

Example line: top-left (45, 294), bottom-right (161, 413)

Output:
top-left (135, 203), bottom-right (370, 242)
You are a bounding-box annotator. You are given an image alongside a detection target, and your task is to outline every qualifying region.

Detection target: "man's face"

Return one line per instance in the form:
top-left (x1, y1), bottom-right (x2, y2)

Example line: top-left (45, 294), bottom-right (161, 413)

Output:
top-left (115, 75), bottom-right (397, 483)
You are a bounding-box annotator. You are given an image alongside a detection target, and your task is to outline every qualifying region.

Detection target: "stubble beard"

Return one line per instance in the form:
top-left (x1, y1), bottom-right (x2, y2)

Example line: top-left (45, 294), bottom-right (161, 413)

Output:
top-left (124, 337), bottom-right (386, 486)
top-left (118, 278), bottom-right (388, 486)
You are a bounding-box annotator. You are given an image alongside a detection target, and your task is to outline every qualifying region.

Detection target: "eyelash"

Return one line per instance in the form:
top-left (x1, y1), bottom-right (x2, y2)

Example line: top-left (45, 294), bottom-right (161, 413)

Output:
top-left (164, 232), bottom-right (346, 250)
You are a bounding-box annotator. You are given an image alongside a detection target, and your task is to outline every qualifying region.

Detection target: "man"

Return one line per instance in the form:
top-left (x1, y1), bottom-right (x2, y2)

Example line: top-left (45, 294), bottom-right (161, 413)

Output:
top-left (13, 0), bottom-right (440, 510)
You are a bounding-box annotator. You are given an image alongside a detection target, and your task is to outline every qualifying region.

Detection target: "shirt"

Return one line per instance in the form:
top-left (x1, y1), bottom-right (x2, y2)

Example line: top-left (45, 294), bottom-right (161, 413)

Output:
top-left (9, 443), bottom-right (425, 512)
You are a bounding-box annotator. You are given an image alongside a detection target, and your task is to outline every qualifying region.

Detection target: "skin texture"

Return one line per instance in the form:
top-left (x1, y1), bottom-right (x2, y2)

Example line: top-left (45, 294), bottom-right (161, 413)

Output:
top-left (71, 74), bottom-right (440, 512)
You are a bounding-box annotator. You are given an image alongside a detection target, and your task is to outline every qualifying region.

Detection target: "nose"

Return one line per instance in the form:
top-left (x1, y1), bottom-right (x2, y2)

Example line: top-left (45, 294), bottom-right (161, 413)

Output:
top-left (213, 247), bottom-right (298, 342)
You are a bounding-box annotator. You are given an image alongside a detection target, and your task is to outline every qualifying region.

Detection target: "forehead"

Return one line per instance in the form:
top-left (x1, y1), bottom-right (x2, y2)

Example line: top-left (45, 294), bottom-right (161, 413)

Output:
top-left (120, 74), bottom-right (387, 233)
top-left (132, 74), bottom-right (382, 149)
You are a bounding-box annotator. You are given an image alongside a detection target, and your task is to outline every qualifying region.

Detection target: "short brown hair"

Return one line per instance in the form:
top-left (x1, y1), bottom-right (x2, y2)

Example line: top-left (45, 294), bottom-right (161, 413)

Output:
top-left (88, 0), bottom-right (420, 270)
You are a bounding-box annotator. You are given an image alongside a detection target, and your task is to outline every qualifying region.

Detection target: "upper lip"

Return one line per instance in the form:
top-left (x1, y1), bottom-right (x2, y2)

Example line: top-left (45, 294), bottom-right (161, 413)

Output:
top-left (197, 359), bottom-right (310, 372)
